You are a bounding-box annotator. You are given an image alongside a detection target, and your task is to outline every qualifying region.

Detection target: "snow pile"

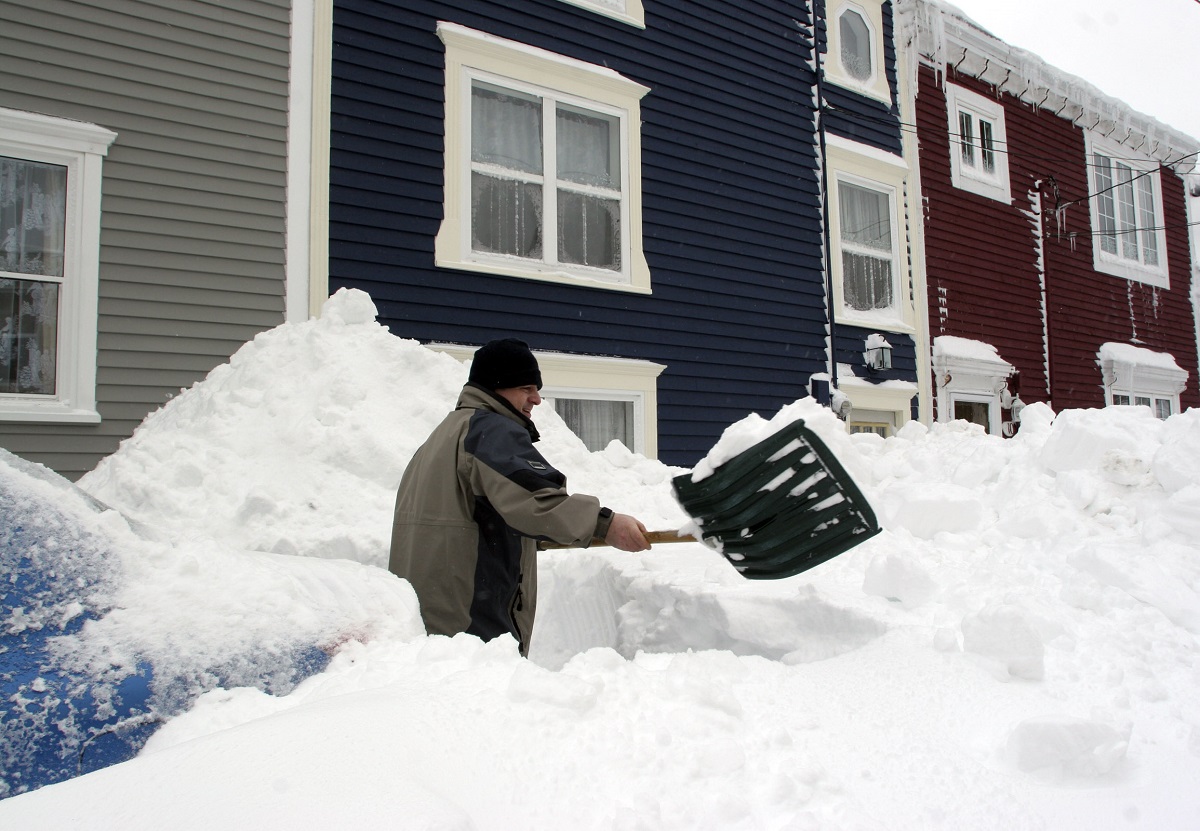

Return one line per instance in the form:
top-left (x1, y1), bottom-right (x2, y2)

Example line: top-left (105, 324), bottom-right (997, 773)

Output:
top-left (2, 288), bottom-right (1199, 828)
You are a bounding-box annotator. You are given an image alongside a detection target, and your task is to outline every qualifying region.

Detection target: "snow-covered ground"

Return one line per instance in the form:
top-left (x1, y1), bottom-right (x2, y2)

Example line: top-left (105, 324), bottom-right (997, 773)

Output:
top-left (3, 289), bottom-right (1199, 829)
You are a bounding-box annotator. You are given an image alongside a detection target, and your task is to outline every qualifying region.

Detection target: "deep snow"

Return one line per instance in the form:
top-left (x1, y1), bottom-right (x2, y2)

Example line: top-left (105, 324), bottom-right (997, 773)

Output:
top-left (2, 288), bottom-right (1200, 829)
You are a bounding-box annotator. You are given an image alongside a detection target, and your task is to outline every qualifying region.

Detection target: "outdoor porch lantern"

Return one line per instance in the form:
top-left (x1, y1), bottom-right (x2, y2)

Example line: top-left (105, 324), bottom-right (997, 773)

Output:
top-left (864, 334), bottom-right (892, 372)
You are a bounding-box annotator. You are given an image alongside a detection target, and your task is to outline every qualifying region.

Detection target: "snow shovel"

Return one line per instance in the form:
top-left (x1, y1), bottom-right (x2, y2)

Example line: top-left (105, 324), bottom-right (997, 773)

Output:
top-left (543, 418), bottom-right (881, 580)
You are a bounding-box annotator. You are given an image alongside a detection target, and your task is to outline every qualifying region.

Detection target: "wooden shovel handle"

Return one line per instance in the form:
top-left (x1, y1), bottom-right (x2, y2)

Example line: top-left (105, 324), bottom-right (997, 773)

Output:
top-left (539, 530), bottom-right (698, 550)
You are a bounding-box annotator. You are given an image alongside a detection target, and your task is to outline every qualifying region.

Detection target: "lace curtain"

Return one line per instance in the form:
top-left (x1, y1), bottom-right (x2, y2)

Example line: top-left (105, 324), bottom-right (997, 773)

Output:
top-left (1, 156), bottom-right (66, 395)
top-left (839, 181), bottom-right (893, 312)
top-left (553, 398), bottom-right (634, 453)
top-left (470, 83), bottom-right (620, 270)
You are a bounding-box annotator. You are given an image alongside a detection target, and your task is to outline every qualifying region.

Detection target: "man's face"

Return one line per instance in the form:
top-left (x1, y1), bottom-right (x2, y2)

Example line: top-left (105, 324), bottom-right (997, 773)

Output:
top-left (496, 385), bottom-right (542, 419)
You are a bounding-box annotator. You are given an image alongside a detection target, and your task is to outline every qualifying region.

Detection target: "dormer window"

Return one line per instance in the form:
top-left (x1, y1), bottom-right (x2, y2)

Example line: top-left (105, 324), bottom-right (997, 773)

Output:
top-left (825, 1), bottom-right (890, 103)
top-left (839, 9), bottom-right (873, 82)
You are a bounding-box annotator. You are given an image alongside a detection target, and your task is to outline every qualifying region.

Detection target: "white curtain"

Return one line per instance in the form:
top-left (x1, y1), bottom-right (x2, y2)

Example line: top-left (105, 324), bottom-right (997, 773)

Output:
top-left (839, 181), bottom-right (893, 311)
top-left (556, 106), bottom-right (616, 188)
top-left (471, 85), bottom-right (541, 173)
top-left (554, 398), bottom-right (633, 452)
top-left (1, 157), bottom-right (67, 278)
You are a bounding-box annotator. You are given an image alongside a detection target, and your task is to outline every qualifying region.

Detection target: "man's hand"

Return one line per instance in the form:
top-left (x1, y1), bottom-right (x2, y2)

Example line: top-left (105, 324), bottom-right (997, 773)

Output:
top-left (604, 513), bottom-right (651, 552)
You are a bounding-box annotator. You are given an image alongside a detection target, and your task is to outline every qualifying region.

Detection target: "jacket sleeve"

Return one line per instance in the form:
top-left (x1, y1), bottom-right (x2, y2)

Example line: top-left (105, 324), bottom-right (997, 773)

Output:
top-left (464, 412), bottom-right (602, 546)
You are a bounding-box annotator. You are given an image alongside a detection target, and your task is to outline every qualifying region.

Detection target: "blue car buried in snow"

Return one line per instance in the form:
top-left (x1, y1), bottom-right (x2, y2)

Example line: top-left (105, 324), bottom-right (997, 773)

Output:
top-left (0, 449), bottom-right (330, 799)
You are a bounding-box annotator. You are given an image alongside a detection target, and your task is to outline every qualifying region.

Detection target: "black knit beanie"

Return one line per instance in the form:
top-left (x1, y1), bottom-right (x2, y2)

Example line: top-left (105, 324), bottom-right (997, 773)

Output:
top-left (469, 338), bottom-right (543, 390)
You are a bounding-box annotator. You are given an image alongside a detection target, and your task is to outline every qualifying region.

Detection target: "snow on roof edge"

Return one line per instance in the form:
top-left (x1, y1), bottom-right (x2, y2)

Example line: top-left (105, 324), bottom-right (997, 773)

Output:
top-left (898, 0), bottom-right (1200, 174)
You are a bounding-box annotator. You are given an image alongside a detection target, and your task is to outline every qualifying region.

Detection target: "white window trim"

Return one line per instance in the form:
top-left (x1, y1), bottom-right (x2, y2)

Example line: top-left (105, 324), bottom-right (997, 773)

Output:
top-left (0, 108), bottom-right (116, 424)
top-left (826, 0), bottom-right (891, 104)
top-left (837, 370), bottom-right (915, 433)
top-left (945, 84), bottom-right (1011, 204)
top-left (826, 136), bottom-right (914, 332)
top-left (1085, 132), bottom-right (1170, 288)
top-left (555, 0), bottom-right (645, 29)
top-left (428, 343), bottom-right (665, 458)
top-left (436, 22), bottom-right (651, 294)
top-left (1098, 342), bottom-right (1185, 415)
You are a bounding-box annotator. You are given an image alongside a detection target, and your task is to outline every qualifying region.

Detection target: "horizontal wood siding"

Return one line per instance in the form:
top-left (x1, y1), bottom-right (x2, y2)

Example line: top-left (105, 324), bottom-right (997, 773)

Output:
top-left (0, 0), bottom-right (291, 479)
top-left (917, 65), bottom-right (1199, 417)
top-left (330, 0), bottom-right (833, 465)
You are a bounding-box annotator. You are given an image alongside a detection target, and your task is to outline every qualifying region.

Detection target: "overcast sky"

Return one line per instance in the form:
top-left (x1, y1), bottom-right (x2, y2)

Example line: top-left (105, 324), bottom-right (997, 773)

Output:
top-left (941, 0), bottom-right (1200, 144)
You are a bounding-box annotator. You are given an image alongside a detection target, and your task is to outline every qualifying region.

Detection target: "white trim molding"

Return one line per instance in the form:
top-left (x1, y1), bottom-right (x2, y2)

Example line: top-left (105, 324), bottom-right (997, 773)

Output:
top-left (0, 108), bottom-right (117, 424)
top-left (945, 83), bottom-right (1011, 204)
top-left (1098, 342), bottom-right (1186, 416)
top-left (555, 0), bottom-right (645, 28)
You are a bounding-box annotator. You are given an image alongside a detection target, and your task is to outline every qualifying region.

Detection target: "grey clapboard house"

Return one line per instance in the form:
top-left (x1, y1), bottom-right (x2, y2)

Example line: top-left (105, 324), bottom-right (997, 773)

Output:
top-left (0, 0), bottom-right (301, 479)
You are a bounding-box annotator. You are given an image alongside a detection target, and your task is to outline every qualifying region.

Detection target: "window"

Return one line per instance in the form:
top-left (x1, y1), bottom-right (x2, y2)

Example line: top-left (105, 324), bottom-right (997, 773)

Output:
top-left (826, 136), bottom-right (913, 330)
top-left (837, 375), bottom-right (915, 436)
top-left (1086, 134), bottom-right (1168, 286)
top-left (1111, 393), bottom-right (1173, 420)
top-left (429, 343), bottom-right (665, 457)
top-left (1, 108), bottom-right (116, 423)
top-left (436, 22), bottom-right (651, 293)
top-left (555, 0), bottom-right (645, 28)
top-left (825, 0), bottom-right (890, 103)
top-left (946, 85), bottom-right (1010, 203)
top-left (838, 179), bottom-right (895, 314)
top-left (546, 394), bottom-right (636, 453)
top-left (1100, 342), bottom-right (1185, 419)
top-left (470, 83), bottom-right (621, 272)
top-left (839, 10), bottom-right (872, 82)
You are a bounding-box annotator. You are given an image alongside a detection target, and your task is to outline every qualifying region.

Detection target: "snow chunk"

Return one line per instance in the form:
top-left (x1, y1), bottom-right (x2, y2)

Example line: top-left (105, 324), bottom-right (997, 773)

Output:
top-left (319, 287), bottom-right (378, 325)
top-left (961, 604), bottom-right (1045, 680)
top-left (1005, 716), bottom-right (1129, 780)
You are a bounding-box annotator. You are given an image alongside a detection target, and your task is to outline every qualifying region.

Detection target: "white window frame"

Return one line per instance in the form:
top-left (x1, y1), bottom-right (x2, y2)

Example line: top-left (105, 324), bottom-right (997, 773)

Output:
top-left (555, 0), bottom-right (645, 28)
top-left (1085, 132), bottom-right (1170, 288)
top-left (0, 108), bottom-right (116, 423)
top-left (826, 136), bottom-right (914, 332)
top-left (1098, 343), bottom-right (1185, 419)
top-left (428, 343), bottom-right (665, 458)
top-left (436, 22), bottom-right (651, 294)
top-left (946, 84), bottom-right (1010, 204)
top-left (825, 0), bottom-right (890, 104)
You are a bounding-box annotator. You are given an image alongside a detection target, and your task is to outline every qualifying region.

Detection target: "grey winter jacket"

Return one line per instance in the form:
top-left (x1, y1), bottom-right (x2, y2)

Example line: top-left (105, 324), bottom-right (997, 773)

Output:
top-left (388, 383), bottom-right (611, 654)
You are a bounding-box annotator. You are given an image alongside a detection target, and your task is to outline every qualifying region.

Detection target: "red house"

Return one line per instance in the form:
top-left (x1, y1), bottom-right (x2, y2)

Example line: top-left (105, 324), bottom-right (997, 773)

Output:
top-left (903, 1), bottom-right (1199, 433)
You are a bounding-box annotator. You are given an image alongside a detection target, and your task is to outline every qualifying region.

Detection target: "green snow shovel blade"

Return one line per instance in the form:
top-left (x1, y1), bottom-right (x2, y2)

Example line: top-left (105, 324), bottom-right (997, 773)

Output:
top-left (671, 418), bottom-right (880, 579)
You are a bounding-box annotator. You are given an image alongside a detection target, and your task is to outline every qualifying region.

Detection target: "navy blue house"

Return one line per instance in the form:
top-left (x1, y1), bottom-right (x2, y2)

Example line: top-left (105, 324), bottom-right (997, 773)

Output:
top-left (328, 0), bottom-right (920, 466)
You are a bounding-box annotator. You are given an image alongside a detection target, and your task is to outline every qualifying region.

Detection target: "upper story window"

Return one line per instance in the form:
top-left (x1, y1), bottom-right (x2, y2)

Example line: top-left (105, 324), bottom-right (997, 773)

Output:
top-left (826, 135), bottom-right (913, 331)
top-left (945, 85), bottom-right (1011, 203)
top-left (825, 0), bottom-right (890, 103)
top-left (1086, 133), bottom-right (1169, 287)
top-left (1, 108), bottom-right (116, 423)
top-left (471, 82), bottom-right (622, 273)
top-left (839, 9), bottom-right (872, 81)
top-left (436, 23), bottom-right (651, 294)
top-left (555, 0), bottom-right (645, 28)
top-left (838, 178), bottom-right (896, 314)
